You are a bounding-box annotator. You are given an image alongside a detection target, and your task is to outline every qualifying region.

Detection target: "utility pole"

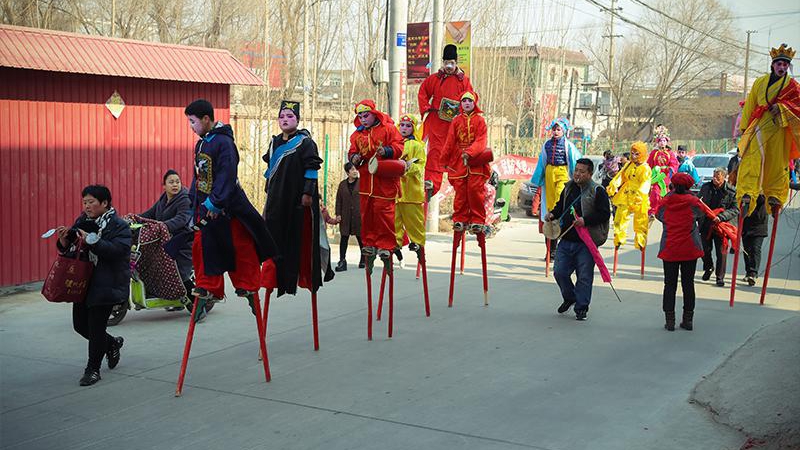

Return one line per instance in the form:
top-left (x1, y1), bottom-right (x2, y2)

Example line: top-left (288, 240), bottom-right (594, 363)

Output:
top-left (303, 0), bottom-right (310, 131)
top-left (601, 0), bottom-right (622, 140)
top-left (388, 0), bottom-right (409, 120)
top-left (743, 30), bottom-right (756, 100)
top-left (427, 0), bottom-right (444, 233)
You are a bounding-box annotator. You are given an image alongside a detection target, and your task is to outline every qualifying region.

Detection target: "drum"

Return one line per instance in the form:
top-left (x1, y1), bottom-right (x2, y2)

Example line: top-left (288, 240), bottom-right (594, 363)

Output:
top-left (469, 149), bottom-right (494, 167)
top-left (542, 220), bottom-right (561, 240)
top-left (368, 156), bottom-right (406, 177)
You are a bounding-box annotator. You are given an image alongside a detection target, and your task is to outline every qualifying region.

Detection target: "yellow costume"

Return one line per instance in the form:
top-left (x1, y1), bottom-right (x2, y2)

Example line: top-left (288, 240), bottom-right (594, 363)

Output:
top-left (737, 44), bottom-right (800, 209)
top-left (395, 115), bottom-right (427, 246)
top-left (607, 142), bottom-right (652, 249)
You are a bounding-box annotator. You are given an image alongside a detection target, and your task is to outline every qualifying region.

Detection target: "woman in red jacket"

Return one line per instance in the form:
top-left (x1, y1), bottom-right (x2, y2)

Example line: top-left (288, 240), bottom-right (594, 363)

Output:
top-left (655, 173), bottom-right (718, 331)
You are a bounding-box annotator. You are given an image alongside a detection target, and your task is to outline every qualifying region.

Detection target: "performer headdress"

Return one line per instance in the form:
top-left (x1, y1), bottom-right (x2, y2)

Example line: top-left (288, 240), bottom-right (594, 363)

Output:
top-left (353, 99), bottom-right (392, 127)
top-left (653, 124), bottom-right (670, 145)
top-left (443, 44), bottom-right (458, 61)
top-left (397, 114), bottom-right (424, 141)
top-left (770, 43), bottom-right (795, 63)
top-left (545, 117), bottom-right (572, 135)
top-left (630, 141), bottom-right (648, 162)
top-left (279, 100), bottom-right (301, 120)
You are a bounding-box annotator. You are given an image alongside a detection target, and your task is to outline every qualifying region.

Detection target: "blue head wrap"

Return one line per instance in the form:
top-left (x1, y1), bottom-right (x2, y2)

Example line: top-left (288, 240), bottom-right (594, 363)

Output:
top-left (546, 117), bottom-right (572, 134)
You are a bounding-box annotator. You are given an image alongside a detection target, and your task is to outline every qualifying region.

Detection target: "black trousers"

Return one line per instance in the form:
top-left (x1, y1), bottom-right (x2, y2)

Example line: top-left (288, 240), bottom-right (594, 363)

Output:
top-left (72, 302), bottom-right (115, 371)
top-left (662, 260), bottom-right (697, 312)
top-left (339, 234), bottom-right (363, 262)
top-left (742, 235), bottom-right (765, 277)
top-left (702, 235), bottom-right (727, 282)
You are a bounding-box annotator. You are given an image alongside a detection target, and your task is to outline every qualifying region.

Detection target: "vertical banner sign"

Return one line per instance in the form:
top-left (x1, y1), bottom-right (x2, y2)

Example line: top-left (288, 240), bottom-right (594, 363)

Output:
top-left (407, 22), bottom-right (430, 84)
top-left (539, 94), bottom-right (558, 138)
top-left (445, 21), bottom-right (471, 78)
top-left (397, 32), bottom-right (408, 115)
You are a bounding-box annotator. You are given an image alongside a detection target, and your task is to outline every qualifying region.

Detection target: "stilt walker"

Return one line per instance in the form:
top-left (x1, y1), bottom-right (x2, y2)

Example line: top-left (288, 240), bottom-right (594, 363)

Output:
top-left (178, 99), bottom-right (277, 395)
top-left (261, 101), bottom-right (334, 350)
top-left (646, 125), bottom-right (679, 217)
top-left (442, 91), bottom-right (493, 307)
top-left (348, 100), bottom-right (405, 338)
top-left (606, 142), bottom-right (652, 272)
top-left (529, 117), bottom-right (582, 270)
top-left (731, 43), bottom-right (800, 306)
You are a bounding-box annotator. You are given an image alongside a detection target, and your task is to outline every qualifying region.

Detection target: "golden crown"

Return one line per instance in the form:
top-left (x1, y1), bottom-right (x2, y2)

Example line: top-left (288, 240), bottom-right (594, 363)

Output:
top-left (770, 44), bottom-right (795, 62)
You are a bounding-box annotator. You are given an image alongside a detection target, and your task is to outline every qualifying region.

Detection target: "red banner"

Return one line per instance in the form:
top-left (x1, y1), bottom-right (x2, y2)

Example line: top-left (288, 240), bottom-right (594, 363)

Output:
top-left (539, 94), bottom-right (557, 138)
top-left (490, 155), bottom-right (538, 180)
top-left (407, 22), bottom-right (430, 84)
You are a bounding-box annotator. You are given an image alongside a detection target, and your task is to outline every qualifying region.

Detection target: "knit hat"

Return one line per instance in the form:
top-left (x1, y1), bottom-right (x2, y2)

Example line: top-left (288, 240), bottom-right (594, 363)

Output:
top-left (672, 173), bottom-right (695, 189)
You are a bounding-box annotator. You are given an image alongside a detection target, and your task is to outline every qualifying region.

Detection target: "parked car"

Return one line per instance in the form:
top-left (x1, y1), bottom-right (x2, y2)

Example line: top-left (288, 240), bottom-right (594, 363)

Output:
top-left (690, 153), bottom-right (733, 193)
top-left (516, 154), bottom-right (604, 217)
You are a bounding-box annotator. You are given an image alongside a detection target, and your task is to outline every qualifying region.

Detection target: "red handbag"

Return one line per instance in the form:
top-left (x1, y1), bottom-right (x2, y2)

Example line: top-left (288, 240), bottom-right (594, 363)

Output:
top-left (41, 239), bottom-right (94, 303)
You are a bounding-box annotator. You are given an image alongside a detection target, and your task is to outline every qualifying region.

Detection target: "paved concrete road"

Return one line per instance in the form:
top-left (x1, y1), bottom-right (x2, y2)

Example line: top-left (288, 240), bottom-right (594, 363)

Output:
top-left (2, 205), bottom-right (798, 450)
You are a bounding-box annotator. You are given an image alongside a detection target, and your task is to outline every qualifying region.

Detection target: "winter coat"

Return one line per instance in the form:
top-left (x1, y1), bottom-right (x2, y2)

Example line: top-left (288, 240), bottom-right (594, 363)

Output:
top-left (57, 212), bottom-right (131, 307)
top-left (742, 194), bottom-right (768, 238)
top-left (140, 187), bottom-right (193, 281)
top-left (656, 192), bottom-right (716, 262)
top-left (335, 178), bottom-right (361, 235)
top-left (698, 181), bottom-right (738, 235)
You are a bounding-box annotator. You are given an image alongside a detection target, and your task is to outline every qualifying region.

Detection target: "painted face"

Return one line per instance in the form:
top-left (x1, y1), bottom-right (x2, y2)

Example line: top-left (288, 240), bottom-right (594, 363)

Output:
top-left (398, 121), bottom-right (414, 137)
top-left (187, 115), bottom-right (211, 137)
top-left (772, 60), bottom-right (789, 77)
top-left (443, 59), bottom-right (457, 74)
top-left (573, 163), bottom-right (592, 184)
top-left (164, 174), bottom-right (182, 196)
top-left (712, 171), bottom-right (726, 187)
top-left (357, 111), bottom-right (377, 128)
top-left (461, 98), bottom-right (475, 113)
top-left (83, 195), bottom-right (108, 219)
top-left (278, 110), bottom-right (299, 132)
top-left (551, 124), bottom-right (564, 139)
top-left (631, 150), bottom-right (641, 163)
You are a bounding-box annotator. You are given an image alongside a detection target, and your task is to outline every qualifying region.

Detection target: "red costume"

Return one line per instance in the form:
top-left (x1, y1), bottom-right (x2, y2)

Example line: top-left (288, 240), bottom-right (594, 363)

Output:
top-left (442, 90), bottom-right (490, 226)
top-left (418, 68), bottom-right (474, 194)
top-left (348, 100), bottom-right (405, 252)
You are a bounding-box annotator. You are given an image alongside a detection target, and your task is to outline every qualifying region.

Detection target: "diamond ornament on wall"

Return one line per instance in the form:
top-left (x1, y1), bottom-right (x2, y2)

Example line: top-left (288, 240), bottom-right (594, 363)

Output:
top-left (105, 91), bottom-right (125, 119)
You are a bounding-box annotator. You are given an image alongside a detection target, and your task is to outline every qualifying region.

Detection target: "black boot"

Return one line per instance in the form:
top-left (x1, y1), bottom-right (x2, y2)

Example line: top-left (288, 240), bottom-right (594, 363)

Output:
top-left (79, 368), bottom-right (101, 386)
top-left (106, 336), bottom-right (124, 369)
top-left (335, 260), bottom-right (347, 272)
top-left (679, 310), bottom-right (694, 331)
top-left (664, 311), bottom-right (675, 331)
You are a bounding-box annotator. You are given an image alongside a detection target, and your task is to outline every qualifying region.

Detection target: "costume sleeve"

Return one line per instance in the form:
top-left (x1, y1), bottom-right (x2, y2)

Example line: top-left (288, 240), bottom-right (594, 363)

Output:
top-left (405, 141), bottom-right (426, 177)
top-left (583, 187), bottom-right (611, 226)
top-left (647, 150), bottom-right (657, 168)
top-left (385, 126), bottom-right (405, 159)
top-left (441, 119), bottom-right (458, 170)
top-left (89, 222), bottom-right (132, 260)
top-left (301, 138), bottom-right (323, 180)
top-left (418, 76), bottom-right (435, 116)
top-left (636, 164), bottom-right (652, 195)
top-left (206, 140), bottom-right (238, 212)
top-left (162, 196), bottom-right (192, 235)
top-left (466, 116), bottom-right (488, 158)
top-left (740, 80), bottom-right (757, 133)
top-left (530, 143), bottom-right (547, 187)
top-left (348, 132), bottom-right (360, 164)
top-left (606, 163), bottom-right (626, 196)
top-left (669, 153), bottom-right (679, 176)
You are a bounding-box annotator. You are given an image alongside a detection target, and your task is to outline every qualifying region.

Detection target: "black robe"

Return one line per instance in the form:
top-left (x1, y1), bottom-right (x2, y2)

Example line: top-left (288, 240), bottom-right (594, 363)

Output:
top-left (263, 129), bottom-right (333, 296)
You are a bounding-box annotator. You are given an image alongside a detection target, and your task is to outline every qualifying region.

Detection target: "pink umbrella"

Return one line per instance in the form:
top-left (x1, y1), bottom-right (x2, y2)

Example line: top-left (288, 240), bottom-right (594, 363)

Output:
top-left (573, 214), bottom-right (622, 302)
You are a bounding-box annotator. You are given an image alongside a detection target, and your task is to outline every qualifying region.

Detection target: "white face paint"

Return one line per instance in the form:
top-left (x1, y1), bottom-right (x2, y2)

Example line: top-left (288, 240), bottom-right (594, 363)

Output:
top-left (443, 60), bottom-right (457, 74)
top-left (398, 121), bottom-right (414, 137)
top-left (358, 111), bottom-right (376, 128)
top-left (279, 110), bottom-right (298, 133)
top-left (772, 60), bottom-right (789, 77)
top-left (460, 98), bottom-right (475, 113)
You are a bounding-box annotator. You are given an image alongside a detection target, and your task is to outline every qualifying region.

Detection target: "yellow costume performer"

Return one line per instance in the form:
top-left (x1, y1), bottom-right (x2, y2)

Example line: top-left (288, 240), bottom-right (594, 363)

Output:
top-left (737, 44), bottom-right (800, 210)
top-left (607, 142), bottom-right (652, 249)
top-left (395, 114), bottom-right (427, 247)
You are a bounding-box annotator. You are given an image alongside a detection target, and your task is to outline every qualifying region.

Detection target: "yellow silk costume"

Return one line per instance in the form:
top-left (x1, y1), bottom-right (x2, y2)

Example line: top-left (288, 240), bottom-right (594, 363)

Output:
top-left (607, 143), bottom-right (652, 249)
top-left (395, 115), bottom-right (427, 246)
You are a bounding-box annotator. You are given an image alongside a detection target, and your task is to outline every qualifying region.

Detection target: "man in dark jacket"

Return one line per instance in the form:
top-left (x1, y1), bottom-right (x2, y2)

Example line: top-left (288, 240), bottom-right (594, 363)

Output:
top-left (185, 99), bottom-right (276, 310)
top-left (698, 167), bottom-right (738, 286)
top-left (335, 162), bottom-right (363, 271)
top-left (545, 158), bottom-right (611, 321)
top-left (742, 194), bottom-right (768, 286)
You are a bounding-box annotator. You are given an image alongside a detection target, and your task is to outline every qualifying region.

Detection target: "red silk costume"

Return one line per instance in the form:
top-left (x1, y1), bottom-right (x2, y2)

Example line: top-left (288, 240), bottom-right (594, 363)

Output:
top-left (348, 100), bottom-right (405, 251)
top-left (647, 147), bottom-right (679, 215)
top-left (442, 91), bottom-right (490, 225)
top-left (418, 68), bottom-right (474, 193)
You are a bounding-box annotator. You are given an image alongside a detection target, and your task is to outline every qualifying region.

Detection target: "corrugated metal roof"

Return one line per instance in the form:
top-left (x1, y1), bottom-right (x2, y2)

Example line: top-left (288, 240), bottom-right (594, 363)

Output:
top-left (0, 25), bottom-right (263, 85)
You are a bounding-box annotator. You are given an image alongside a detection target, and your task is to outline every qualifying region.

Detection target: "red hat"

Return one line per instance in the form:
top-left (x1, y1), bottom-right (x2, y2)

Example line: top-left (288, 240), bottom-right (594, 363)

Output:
top-left (353, 99), bottom-right (392, 128)
top-left (672, 173), bottom-right (695, 189)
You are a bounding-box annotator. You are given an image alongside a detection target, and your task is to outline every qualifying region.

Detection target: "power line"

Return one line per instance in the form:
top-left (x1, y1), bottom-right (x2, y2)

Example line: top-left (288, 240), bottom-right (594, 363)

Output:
top-left (629, 0), bottom-right (769, 56)
top-left (582, 0), bottom-right (763, 77)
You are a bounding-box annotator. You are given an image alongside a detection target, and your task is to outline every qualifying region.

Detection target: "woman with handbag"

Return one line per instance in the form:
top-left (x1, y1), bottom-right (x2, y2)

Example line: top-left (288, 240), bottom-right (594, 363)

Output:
top-left (55, 185), bottom-right (131, 386)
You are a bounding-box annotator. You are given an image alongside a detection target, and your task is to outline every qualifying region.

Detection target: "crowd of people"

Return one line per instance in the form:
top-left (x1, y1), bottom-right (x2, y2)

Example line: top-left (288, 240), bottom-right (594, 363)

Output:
top-left (51, 43), bottom-right (798, 386)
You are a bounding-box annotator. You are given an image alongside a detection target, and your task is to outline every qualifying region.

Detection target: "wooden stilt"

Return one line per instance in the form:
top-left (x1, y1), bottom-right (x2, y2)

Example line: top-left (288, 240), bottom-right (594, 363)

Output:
top-left (258, 289), bottom-right (272, 361)
top-left (613, 246), bottom-right (619, 277)
top-left (365, 266), bottom-right (373, 340)
top-left (460, 233), bottom-right (466, 275)
top-left (250, 292), bottom-right (271, 382)
top-left (376, 268), bottom-right (387, 321)
top-left (311, 292), bottom-right (319, 351)
top-left (759, 205), bottom-right (781, 305)
top-left (420, 247), bottom-right (430, 317)
top-left (175, 295), bottom-right (200, 397)
top-left (448, 232), bottom-right (461, 307)
top-left (478, 232), bottom-right (489, 306)
top-left (729, 200), bottom-right (749, 307)
top-left (415, 260), bottom-right (421, 279)
top-left (388, 258), bottom-right (394, 338)
top-left (640, 246), bottom-right (646, 280)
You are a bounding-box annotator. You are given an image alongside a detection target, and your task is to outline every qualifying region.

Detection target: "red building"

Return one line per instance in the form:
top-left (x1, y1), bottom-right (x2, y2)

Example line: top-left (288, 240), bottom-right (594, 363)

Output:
top-left (0, 25), bottom-right (262, 287)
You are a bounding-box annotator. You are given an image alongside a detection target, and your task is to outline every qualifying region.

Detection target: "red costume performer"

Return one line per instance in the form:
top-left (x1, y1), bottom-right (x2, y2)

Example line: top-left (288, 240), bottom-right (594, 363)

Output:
top-left (347, 100), bottom-right (405, 260)
top-left (646, 125), bottom-right (679, 216)
top-left (418, 44), bottom-right (474, 195)
top-left (442, 90), bottom-right (491, 231)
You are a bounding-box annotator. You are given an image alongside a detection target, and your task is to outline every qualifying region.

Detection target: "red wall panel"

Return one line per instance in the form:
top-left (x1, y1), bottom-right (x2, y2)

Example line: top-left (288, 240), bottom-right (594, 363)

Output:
top-left (0, 67), bottom-right (230, 286)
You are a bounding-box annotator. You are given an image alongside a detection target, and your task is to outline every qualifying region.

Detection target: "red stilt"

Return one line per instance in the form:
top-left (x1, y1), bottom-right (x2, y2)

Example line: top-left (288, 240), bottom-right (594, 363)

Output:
top-left (448, 231), bottom-right (461, 307)
top-left (415, 260), bottom-right (421, 279)
top-left (759, 205), bottom-right (781, 305)
top-left (460, 233), bottom-right (466, 275)
top-left (376, 268), bottom-right (387, 321)
top-left (640, 246), bottom-right (646, 280)
top-left (478, 232), bottom-right (489, 306)
top-left (545, 238), bottom-right (551, 278)
top-left (250, 292), bottom-right (271, 382)
top-left (259, 289), bottom-right (272, 361)
top-left (175, 295), bottom-right (200, 397)
top-left (388, 258), bottom-right (394, 338)
top-left (729, 200), bottom-right (749, 308)
top-left (420, 247), bottom-right (431, 317)
top-left (365, 266), bottom-right (373, 340)
top-left (613, 246), bottom-right (619, 277)
top-left (311, 292), bottom-right (319, 351)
